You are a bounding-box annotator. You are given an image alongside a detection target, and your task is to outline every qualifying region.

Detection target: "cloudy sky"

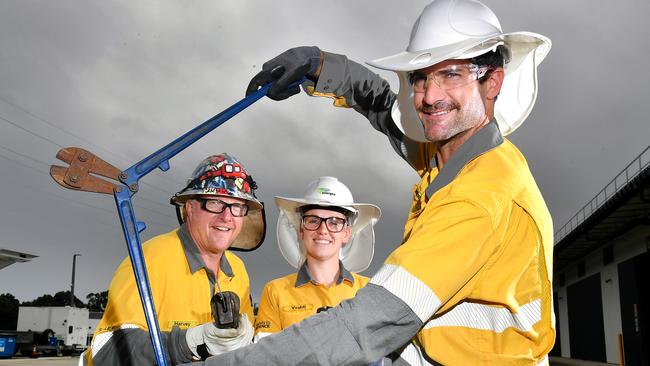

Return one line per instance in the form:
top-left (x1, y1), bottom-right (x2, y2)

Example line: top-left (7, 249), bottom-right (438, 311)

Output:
top-left (0, 0), bottom-right (648, 305)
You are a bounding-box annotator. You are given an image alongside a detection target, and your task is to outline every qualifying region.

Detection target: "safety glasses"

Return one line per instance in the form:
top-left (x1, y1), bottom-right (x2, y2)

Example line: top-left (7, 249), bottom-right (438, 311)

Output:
top-left (301, 215), bottom-right (348, 233)
top-left (408, 63), bottom-right (493, 92)
top-left (198, 198), bottom-right (249, 217)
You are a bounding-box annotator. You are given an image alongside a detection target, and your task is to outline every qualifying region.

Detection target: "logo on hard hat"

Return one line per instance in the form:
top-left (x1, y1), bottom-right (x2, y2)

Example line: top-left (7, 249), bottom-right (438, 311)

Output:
top-left (198, 159), bottom-right (251, 194)
top-left (317, 187), bottom-right (335, 196)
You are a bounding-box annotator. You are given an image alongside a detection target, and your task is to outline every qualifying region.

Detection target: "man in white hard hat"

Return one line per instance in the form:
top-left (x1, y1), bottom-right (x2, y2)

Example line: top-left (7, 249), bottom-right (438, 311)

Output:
top-left (87, 153), bottom-right (262, 365)
top-left (254, 177), bottom-right (380, 340)
top-left (188, 0), bottom-right (555, 364)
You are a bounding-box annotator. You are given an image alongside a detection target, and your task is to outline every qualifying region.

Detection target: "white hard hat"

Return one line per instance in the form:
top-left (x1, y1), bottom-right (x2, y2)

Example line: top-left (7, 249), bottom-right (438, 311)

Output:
top-left (275, 176), bottom-right (381, 272)
top-left (367, 0), bottom-right (552, 141)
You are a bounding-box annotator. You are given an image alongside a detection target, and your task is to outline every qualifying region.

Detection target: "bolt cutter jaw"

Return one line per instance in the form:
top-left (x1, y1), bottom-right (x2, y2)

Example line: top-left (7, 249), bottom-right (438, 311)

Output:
top-left (50, 147), bottom-right (124, 195)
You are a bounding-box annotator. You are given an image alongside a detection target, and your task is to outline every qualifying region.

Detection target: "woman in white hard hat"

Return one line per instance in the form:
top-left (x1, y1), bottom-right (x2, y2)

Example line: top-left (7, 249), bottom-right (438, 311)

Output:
top-left (254, 176), bottom-right (381, 341)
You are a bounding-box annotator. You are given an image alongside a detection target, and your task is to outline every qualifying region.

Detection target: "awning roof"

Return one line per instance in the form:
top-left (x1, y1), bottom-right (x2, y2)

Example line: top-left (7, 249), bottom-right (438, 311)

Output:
top-left (554, 146), bottom-right (650, 273)
top-left (0, 248), bottom-right (38, 270)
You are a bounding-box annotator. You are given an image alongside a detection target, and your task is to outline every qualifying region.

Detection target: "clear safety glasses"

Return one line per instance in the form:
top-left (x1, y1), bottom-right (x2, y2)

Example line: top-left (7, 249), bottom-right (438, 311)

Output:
top-left (199, 198), bottom-right (249, 217)
top-left (301, 215), bottom-right (348, 233)
top-left (407, 64), bottom-right (493, 92)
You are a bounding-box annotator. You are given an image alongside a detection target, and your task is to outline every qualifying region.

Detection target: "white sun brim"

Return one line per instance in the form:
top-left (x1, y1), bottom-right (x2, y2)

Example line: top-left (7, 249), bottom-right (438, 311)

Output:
top-left (275, 197), bottom-right (381, 272)
top-left (367, 32), bottom-right (551, 141)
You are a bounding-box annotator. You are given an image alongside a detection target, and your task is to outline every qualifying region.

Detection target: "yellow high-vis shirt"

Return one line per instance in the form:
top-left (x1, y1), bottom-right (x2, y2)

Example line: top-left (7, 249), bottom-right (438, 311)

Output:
top-left (370, 129), bottom-right (555, 365)
top-left (87, 225), bottom-right (253, 365)
top-left (307, 52), bottom-right (555, 364)
top-left (254, 262), bottom-right (368, 339)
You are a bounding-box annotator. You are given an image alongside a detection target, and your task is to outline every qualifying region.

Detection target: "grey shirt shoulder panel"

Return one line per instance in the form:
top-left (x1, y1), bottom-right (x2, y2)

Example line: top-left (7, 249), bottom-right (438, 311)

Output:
top-left (338, 262), bottom-right (355, 284)
top-left (178, 224), bottom-right (235, 297)
top-left (178, 224), bottom-right (235, 277)
top-left (186, 283), bottom-right (423, 366)
top-left (294, 260), bottom-right (355, 287)
top-left (425, 119), bottom-right (504, 199)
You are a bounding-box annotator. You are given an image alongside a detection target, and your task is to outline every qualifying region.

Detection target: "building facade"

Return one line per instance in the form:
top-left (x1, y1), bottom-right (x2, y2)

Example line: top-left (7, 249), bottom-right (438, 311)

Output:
top-left (552, 146), bottom-right (649, 365)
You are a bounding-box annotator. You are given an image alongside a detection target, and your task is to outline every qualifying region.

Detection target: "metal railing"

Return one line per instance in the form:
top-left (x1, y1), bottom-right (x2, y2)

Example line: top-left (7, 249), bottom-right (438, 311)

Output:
top-left (554, 145), bottom-right (650, 244)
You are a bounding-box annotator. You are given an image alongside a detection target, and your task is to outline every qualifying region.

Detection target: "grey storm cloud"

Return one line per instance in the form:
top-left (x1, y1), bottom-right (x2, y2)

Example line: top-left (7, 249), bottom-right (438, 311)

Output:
top-left (0, 0), bottom-right (648, 304)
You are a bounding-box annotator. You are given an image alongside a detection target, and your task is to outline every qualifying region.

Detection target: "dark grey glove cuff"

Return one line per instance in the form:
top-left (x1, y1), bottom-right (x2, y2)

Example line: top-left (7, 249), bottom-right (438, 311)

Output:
top-left (170, 327), bottom-right (196, 364)
top-left (302, 46), bottom-right (322, 80)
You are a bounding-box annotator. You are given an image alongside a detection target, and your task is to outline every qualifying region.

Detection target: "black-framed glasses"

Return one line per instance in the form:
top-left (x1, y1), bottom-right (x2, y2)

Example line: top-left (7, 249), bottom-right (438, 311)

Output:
top-left (301, 215), bottom-right (348, 233)
top-left (198, 198), bottom-right (249, 217)
top-left (407, 63), bottom-right (493, 92)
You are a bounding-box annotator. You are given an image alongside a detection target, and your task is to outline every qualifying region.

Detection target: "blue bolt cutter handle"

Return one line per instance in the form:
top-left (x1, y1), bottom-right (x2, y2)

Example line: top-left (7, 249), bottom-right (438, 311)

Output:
top-left (116, 77), bottom-right (305, 366)
top-left (51, 77), bottom-right (305, 366)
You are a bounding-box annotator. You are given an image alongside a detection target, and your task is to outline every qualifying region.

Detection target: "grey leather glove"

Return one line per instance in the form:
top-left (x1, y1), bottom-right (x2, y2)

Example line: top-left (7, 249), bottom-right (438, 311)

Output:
top-left (185, 314), bottom-right (253, 359)
top-left (245, 46), bottom-right (322, 100)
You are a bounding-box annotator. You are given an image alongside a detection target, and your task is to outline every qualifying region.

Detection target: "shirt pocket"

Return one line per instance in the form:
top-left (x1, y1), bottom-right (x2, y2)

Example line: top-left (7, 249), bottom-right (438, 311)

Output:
top-left (280, 304), bottom-right (315, 329)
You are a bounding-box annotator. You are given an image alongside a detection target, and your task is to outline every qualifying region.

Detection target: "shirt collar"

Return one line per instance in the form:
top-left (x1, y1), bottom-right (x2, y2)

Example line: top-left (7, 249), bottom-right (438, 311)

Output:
top-left (425, 119), bottom-right (503, 199)
top-left (178, 224), bottom-right (234, 277)
top-left (294, 260), bottom-right (354, 287)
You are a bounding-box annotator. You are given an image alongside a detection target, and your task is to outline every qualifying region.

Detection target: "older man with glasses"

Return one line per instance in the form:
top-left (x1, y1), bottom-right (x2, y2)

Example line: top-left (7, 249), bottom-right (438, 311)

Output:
top-left (86, 153), bottom-right (263, 365)
top-left (185, 0), bottom-right (555, 365)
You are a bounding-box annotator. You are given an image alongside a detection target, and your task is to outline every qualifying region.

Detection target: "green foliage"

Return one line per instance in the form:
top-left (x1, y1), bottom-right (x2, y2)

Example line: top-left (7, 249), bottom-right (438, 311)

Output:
top-left (21, 290), bottom-right (85, 307)
top-left (86, 291), bottom-right (108, 312)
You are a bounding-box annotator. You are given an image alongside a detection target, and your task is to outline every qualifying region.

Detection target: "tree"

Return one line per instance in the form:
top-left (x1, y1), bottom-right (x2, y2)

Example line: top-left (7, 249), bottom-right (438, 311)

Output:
top-left (22, 290), bottom-right (84, 307)
top-left (53, 291), bottom-right (84, 307)
top-left (86, 291), bottom-right (108, 312)
top-left (0, 293), bottom-right (20, 330)
top-left (22, 294), bottom-right (55, 306)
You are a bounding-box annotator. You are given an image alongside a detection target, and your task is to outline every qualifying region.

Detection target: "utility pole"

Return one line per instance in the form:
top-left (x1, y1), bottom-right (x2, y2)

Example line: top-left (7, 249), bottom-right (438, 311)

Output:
top-left (70, 254), bottom-right (81, 307)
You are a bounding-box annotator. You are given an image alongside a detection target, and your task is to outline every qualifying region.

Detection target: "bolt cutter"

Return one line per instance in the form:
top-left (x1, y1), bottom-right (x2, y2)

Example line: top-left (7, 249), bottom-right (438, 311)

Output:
top-left (50, 77), bottom-right (304, 366)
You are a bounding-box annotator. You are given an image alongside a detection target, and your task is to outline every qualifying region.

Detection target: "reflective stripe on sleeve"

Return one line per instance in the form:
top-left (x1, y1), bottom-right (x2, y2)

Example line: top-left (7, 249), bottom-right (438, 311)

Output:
top-left (370, 264), bottom-right (441, 323)
top-left (399, 342), bottom-right (437, 366)
top-left (253, 332), bottom-right (272, 343)
top-left (78, 350), bottom-right (86, 366)
top-left (538, 355), bottom-right (549, 365)
top-left (91, 323), bottom-right (140, 357)
top-left (423, 298), bottom-right (542, 333)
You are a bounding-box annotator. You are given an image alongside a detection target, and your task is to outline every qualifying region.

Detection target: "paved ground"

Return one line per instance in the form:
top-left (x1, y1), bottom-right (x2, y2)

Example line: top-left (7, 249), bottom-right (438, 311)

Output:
top-left (0, 355), bottom-right (616, 365)
top-left (0, 356), bottom-right (78, 365)
top-left (549, 357), bottom-right (616, 366)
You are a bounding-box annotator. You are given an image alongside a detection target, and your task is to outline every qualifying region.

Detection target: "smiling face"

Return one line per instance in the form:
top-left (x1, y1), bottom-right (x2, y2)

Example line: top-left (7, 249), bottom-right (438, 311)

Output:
top-left (412, 59), bottom-right (502, 143)
top-left (299, 208), bottom-right (351, 264)
top-left (185, 196), bottom-right (245, 255)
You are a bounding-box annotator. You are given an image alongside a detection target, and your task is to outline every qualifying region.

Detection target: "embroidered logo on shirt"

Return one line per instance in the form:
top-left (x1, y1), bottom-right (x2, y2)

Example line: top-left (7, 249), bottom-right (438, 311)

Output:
top-left (168, 320), bottom-right (199, 329)
top-left (281, 304), bottom-right (314, 312)
top-left (97, 325), bottom-right (118, 332)
top-left (255, 320), bottom-right (271, 329)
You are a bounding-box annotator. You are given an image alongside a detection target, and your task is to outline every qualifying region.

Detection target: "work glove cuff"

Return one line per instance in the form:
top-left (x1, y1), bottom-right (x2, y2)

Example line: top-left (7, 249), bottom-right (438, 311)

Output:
top-left (184, 314), bottom-right (254, 359)
top-left (172, 326), bottom-right (197, 362)
top-left (303, 46), bottom-right (323, 80)
top-left (185, 323), bottom-right (206, 360)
